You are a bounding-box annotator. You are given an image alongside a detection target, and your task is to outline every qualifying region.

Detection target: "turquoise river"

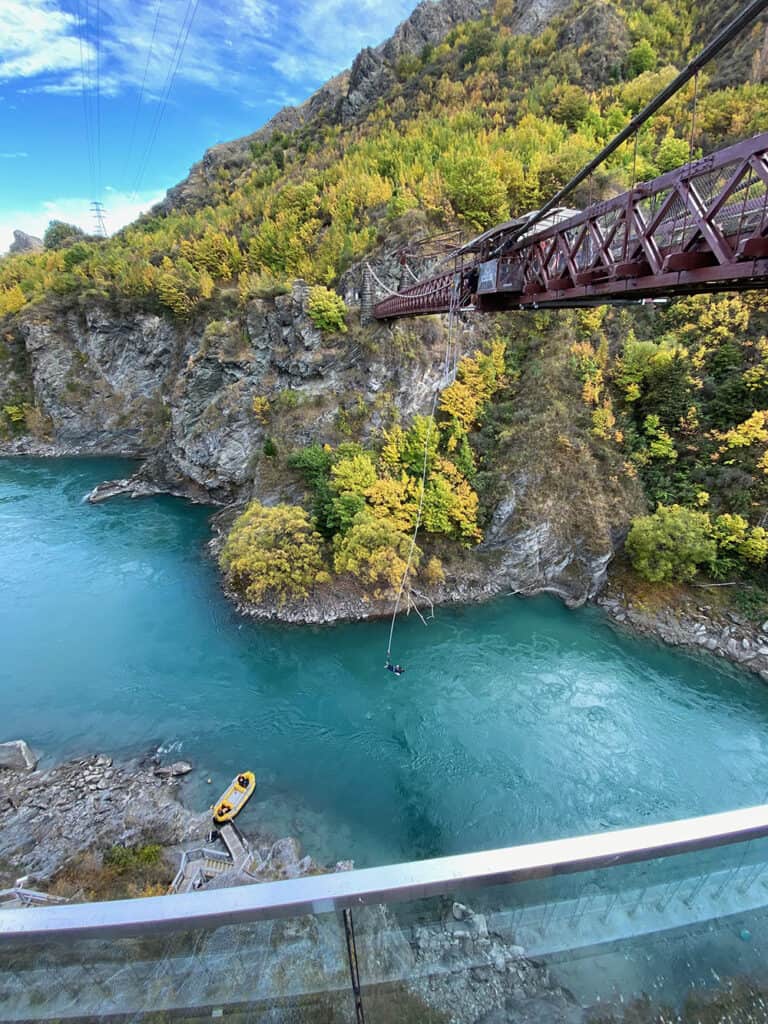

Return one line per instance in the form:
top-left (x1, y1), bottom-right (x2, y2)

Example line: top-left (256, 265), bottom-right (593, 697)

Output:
top-left (3, 456), bottom-right (768, 869)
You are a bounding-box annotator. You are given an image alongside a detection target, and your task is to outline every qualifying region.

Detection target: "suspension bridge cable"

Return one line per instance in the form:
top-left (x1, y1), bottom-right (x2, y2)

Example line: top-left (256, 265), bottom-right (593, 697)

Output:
top-left (365, 262), bottom-right (399, 295)
top-left (131, 0), bottom-right (201, 200)
top-left (496, 0), bottom-right (768, 252)
top-left (123, 1), bottom-right (163, 193)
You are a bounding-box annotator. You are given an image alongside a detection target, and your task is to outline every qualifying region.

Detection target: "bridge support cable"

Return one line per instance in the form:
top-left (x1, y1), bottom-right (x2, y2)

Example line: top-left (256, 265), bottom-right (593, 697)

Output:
top-left (497, 0), bottom-right (768, 251)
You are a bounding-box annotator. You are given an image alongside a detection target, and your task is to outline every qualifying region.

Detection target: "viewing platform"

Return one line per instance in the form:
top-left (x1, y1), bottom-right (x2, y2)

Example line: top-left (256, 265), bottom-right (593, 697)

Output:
top-left (3, 804), bottom-right (768, 1021)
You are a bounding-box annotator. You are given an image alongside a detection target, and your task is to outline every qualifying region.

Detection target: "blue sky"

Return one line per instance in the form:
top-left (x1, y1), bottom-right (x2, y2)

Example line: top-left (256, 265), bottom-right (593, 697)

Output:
top-left (0, 0), bottom-right (414, 251)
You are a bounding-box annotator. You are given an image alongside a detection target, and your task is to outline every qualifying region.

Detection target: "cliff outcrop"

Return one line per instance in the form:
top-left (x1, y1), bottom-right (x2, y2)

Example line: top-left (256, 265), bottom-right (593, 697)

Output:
top-left (10, 0), bottom-right (757, 630)
top-left (8, 230), bottom-right (43, 255)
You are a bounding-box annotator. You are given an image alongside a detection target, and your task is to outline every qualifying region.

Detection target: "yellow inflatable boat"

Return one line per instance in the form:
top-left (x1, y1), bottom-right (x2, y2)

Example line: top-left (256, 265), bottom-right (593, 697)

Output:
top-left (212, 771), bottom-right (256, 824)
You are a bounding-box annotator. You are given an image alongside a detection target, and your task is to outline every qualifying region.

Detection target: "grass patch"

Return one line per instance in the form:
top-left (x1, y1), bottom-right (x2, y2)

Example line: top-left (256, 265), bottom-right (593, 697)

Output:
top-left (49, 844), bottom-right (174, 902)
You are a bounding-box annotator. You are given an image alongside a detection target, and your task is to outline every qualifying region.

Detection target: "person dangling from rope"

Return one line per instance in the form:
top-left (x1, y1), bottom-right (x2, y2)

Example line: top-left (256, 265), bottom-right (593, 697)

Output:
top-left (385, 654), bottom-right (405, 677)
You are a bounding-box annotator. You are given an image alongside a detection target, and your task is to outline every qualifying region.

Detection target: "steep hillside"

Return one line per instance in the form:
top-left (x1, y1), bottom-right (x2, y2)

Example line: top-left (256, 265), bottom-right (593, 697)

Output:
top-left (2, 0), bottom-right (768, 626)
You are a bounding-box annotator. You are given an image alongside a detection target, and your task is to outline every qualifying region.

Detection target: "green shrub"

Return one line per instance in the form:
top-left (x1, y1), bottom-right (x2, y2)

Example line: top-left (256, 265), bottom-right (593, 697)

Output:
top-left (307, 286), bottom-right (348, 333)
top-left (626, 39), bottom-right (657, 77)
top-left (626, 504), bottom-right (716, 583)
top-left (43, 220), bottom-right (85, 250)
top-left (62, 242), bottom-right (91, 270)
top-left (103, 844), bottom-right (162, 871)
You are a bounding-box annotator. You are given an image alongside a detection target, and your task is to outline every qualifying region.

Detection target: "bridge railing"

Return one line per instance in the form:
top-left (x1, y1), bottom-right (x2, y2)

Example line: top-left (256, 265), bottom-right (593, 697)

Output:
top-left (3, 804), bottom-right (768, 1020)
top-left (374, 132), bottom-right (768, 317)
top-left (502, 130), bottom-right (768, 302)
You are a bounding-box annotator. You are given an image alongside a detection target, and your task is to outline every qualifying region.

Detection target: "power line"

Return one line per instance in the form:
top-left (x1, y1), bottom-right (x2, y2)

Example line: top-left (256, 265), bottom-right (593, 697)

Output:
top-left (74, 0), bottom-right (96, 201)
top-left (131, 0), bottom-right (201, 199)
top-left (95, 0), bottom-right (103, 199)
top-left (123, 1), bottom-right (163, 193)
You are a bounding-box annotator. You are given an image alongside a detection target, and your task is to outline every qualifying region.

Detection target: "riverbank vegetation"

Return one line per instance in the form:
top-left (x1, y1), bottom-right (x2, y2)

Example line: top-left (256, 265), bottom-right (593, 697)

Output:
top-left (49, 844), bottom-right (172, 902)
top-left (567, 294), bottom-right (768, 601)
top-left (221, 343), bottom-right (506, 602)
top-left (3, 0), bottom-right (768, 610)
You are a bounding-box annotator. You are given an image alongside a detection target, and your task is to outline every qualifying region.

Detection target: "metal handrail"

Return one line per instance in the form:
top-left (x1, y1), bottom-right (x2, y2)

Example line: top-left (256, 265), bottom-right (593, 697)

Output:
top-left (3, 804), bottom-right (768, 943)
top-left (0, 889), bottom-right (69, 907)
top-left (169, 846), bottom-right (233, 894)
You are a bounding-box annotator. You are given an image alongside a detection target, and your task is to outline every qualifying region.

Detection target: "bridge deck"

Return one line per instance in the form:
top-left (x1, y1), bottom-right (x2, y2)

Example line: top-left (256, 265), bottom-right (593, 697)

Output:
top-left (373, 131), bottom-right (768, 318)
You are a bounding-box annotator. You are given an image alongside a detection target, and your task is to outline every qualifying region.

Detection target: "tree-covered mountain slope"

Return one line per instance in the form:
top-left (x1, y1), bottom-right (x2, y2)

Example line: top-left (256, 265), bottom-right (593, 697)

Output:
top-left (2, 0), bottom-right (768, 626)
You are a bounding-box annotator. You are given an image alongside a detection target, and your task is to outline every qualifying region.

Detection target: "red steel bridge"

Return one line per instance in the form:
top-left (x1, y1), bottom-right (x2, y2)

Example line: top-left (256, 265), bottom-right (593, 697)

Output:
top-left (372, 132), bottom-right (768, 320)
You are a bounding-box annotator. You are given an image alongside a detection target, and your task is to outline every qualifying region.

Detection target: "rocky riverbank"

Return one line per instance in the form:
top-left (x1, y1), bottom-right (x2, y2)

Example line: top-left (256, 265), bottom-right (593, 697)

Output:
top-left (0, 749), bottom-right (208, 887)
top-left (596, 570), bottom-right (768, 682)
top-left (0, 746), bottom-right (343, 894)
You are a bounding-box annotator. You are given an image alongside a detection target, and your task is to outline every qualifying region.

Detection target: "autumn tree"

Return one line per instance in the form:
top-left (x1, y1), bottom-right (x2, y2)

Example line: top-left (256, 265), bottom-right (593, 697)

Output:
top-left (220, 502), bottom-right (330, 603)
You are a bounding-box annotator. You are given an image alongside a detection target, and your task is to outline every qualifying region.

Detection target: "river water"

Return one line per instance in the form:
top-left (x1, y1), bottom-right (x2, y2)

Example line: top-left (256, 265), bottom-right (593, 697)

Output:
top-left (3, 457), bottom-right (768, 869)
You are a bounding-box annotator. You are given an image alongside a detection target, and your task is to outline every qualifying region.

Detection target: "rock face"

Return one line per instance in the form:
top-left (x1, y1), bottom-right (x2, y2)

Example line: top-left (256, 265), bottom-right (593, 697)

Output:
top-left (158, 0), bottom-right (576, 215)
top-left (65, 280), bottom-right (454, 506)
top-left (555, 2), bottom-right (629, 90)
top-left (0, 740), bottom-right (37, 772)
top-left (0, 753), bottom-right (208, 883)
top-left (9, 230), bottom-right (44, 254)
top-left (10, 304), bottom-right (179, 455)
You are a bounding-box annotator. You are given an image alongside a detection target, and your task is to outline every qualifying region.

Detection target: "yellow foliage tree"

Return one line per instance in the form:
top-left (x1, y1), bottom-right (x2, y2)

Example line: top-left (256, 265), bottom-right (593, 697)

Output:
top-left (333, 512), bottom-right (420, 596)
top-left (0, 284), bottom-right (26, 317)
top-left (365, 474), bottom-right (419, 532)
top-left (220, 502), bottom-right (330, 604)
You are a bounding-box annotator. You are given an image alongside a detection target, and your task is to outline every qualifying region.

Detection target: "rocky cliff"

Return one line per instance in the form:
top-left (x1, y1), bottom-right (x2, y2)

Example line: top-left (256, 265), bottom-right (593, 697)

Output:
top-left (8, 230), bottom-right (43, 255)
top-left (157, 0), bottom-right (575, 215)
top-left (0, 0), bottom-right (656, 620)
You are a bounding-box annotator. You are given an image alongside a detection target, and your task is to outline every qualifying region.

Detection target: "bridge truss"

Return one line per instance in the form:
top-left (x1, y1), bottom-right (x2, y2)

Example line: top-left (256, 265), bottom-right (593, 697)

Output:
top-left (373, 132), bottom-right (768, 319)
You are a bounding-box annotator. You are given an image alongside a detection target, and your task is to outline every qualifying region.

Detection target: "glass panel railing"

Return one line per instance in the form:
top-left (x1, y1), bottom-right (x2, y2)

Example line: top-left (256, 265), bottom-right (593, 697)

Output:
top-left (4, 806), bottom-right (768, 1021)
top-left (352, 838), bottom-right (768, 1023)
top-left (0, 911), bottom-right (357, 1023)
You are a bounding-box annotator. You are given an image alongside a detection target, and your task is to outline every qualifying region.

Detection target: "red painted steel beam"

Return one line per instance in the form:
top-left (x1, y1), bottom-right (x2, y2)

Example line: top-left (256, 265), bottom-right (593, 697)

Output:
top-left (372, 132), bottom-right (768, 320)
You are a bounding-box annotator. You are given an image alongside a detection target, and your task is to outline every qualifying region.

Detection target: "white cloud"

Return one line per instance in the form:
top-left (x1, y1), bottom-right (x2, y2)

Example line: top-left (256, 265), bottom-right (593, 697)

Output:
top-left (0, 189), bottom-right (164, 254)
top-left (255, 0), bottom-right (414, 85)
top-left (0, 0), bottom-right (90, 80)
top-left (0, 0), bottom-right (415, 105)
top-left (0, 151), bottom-right (27, 159)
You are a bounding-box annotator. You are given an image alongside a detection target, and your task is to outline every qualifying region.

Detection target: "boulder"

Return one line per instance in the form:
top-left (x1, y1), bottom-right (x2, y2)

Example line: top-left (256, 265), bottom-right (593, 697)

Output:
top-left (0, 740), bottom-right (37, 771)
top-left (453, 900), bottom-right (475, 921)
top-left (153, 761), bottom-right (193, 778)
